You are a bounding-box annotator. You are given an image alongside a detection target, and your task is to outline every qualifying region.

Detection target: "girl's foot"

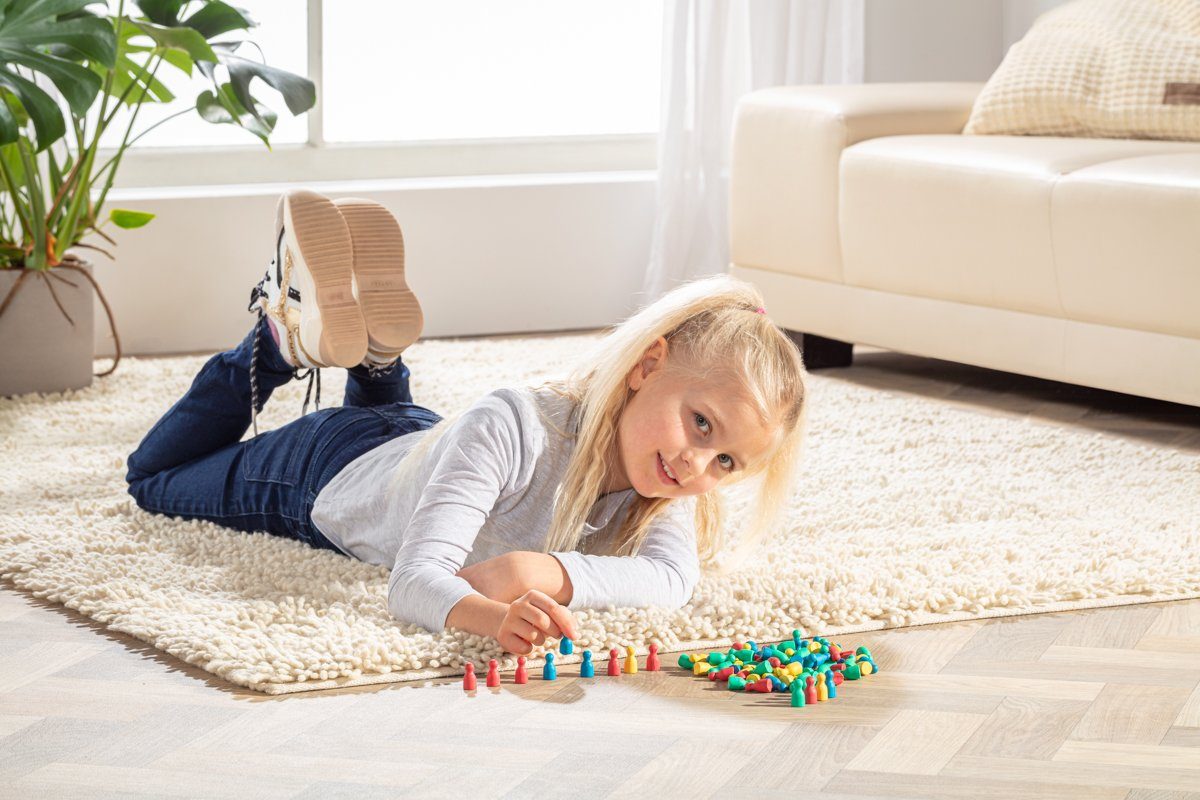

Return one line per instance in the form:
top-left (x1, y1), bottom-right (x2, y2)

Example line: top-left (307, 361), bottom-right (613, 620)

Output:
top-left (247, 190), bottom-right (369, 369)
top-left (333, 197), bottom-right (424, 367)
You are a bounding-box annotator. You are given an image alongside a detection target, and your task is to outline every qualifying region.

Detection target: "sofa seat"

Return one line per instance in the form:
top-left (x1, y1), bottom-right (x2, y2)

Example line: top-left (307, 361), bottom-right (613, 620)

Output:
top-left (729, 82), bottom-right (1200, 407)
top-left (840, 135), bottom-right (1200, 320)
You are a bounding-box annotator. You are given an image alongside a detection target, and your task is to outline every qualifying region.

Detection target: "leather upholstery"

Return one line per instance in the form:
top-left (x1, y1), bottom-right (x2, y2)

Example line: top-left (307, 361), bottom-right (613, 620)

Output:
top-left (729, 83), bottom-right (1200, 406)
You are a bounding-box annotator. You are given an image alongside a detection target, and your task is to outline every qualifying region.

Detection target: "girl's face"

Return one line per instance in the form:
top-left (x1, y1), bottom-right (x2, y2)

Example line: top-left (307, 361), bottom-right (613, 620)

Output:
top-left (607, 337), bottom-right (778, 498)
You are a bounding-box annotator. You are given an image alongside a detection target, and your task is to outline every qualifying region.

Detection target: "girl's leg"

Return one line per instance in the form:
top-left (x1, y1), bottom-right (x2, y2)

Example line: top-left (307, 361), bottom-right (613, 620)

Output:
top-left (126, 390), bottom-right (441, 551)
top-left (343, 358), bottom-right (413, 408)
top-left (126, 314), bottom-right (292, 481)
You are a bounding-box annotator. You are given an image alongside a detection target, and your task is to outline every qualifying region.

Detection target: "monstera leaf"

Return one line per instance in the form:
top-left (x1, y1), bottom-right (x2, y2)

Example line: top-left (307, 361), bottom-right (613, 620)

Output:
top-left (0, 0), bottom-right (116, 150)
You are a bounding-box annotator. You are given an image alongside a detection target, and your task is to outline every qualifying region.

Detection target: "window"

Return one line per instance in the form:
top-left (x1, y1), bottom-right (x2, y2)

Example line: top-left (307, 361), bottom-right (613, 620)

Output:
top-left (110, 0), bottom-right (661, 152)
top-left (321, 1), bottom-right (662, 143)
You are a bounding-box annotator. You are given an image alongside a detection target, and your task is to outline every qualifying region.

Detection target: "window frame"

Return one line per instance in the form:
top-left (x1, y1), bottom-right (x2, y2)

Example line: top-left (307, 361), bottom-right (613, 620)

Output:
top-left (110, 0), bottom-right (659, 189)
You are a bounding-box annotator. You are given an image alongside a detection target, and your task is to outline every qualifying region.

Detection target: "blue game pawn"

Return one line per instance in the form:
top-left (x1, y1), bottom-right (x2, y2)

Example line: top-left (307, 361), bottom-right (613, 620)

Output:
top-left (827, 673), bottom-right (837, 699)
top-left (559, 638), bottom-right (574, 655)
top-left (543, 652), bottom-right (557, 681)
top-left (580, 650), bottom-right (594, 678)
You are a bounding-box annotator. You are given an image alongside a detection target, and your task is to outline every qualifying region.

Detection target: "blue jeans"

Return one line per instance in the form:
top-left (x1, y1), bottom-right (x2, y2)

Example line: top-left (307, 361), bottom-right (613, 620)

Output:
top-left (125, 315), bottom-right (442, 553)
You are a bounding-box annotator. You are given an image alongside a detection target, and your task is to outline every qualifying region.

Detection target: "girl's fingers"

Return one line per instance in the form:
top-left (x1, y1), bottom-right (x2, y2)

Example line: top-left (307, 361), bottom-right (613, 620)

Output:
top-left (525, 591), bottom-right (578, 640)
top-left (517, 604), bottom-right (554, 638)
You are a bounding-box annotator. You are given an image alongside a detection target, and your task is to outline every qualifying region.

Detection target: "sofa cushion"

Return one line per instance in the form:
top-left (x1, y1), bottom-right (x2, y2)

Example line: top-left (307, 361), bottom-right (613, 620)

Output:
top-left (839, 134), bottom-right (1200, 317)
top-left (964, 0), bottom-right (1200, 141)
top-left (1053, 153), bottom-right (1200, 339)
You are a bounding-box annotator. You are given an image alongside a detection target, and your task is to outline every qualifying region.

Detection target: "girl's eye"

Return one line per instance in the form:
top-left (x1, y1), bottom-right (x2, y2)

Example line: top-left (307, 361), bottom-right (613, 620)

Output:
top-left (694, 413), bottom-right (735, 472)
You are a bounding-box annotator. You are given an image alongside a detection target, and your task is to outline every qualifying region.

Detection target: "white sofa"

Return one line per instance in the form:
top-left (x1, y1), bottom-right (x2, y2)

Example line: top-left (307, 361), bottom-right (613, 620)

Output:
top-left (729, 83), bottom-right (1200, 408)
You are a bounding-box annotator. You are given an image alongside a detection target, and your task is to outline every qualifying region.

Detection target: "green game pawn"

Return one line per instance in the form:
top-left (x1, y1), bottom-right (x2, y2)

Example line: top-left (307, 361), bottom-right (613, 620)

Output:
top-left (843, 663), bottom-right (861, 680)
top-left (790, 680), bottom-right (806, 707)
top-left (678, 654), bottom-right (694, 670)
top-left (728, 676), bottom-right (747, 691)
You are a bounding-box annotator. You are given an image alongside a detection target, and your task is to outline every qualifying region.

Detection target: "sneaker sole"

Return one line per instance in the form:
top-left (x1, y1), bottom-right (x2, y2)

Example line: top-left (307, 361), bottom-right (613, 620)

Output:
top-left (333, 198), bottom-right (424, 356)
top-left (283, 191), bottom-right (368, 368)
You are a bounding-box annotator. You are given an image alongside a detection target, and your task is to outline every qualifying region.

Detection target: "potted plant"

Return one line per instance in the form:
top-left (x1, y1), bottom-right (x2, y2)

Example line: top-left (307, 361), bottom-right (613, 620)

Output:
top-left (0, 0), bottom-right (314, 396)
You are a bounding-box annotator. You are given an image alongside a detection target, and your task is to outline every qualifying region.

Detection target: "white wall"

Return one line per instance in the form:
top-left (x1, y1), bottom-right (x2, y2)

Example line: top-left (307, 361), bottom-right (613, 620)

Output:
top-left (865, 0), bottom-right (1004, 82)
top-left (864, 0), bottom-right (1068, 83)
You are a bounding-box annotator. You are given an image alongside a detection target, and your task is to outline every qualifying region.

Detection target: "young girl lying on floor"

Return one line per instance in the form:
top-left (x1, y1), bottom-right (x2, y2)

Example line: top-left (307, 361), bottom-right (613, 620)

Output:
top-left (126, 190), bottom-right (809, 655)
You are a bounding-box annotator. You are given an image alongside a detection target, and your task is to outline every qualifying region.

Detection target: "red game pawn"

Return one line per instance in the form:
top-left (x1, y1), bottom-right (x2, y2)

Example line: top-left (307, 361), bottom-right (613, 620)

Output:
top-left (829, 644), bottom-right (841, 661)
top-left (646, 643), bottom-right (661, 671)
top-left (514, 656), bottom-right (528, 684)
top-left (832, 671), bottom-right (844, 686)
top-left (486, 658), bottom-right (500, 688)
top-left (804, 675), bottom-right (818, 705)
top-left (607, 648), bottom-right (621, 676)
top-left (745, 678), bottom-right (773, 693)
top-left (462, 662), bottom-right (477, 691)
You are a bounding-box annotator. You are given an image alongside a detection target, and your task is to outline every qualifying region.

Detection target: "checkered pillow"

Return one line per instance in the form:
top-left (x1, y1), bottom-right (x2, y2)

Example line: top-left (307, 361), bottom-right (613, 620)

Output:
top-left (964, 0), bottom-right (1200, 141)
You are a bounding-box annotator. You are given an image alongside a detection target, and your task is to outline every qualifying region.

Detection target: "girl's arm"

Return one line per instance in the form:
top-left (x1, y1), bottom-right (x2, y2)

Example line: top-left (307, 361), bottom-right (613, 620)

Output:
top-left (456, 551), bottom-right (574, 605)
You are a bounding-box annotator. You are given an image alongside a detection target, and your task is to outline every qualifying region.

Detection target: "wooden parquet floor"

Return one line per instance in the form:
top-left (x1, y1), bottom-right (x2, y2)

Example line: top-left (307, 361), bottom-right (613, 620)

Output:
top-left (2, 346), bottom-right (1199, 799)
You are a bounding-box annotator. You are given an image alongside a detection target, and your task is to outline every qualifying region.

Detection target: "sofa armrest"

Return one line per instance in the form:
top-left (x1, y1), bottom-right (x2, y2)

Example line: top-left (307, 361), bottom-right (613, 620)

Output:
top-left (730, 82), bottom-right (984, 285)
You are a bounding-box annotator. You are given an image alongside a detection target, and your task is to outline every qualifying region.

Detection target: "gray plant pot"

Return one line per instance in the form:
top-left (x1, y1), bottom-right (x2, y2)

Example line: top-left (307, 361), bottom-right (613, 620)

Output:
top-left (0, 261), bottom-right (95, 397)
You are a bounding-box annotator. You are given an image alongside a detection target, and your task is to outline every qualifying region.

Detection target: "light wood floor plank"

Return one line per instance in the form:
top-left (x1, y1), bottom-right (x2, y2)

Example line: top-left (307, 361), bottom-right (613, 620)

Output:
top-left (1053, 740), bottom-right (1200, 772)
top-left (1176, 684), bottom-right (1200, 727)
top-left (716, 723), bottom-right (882, 791)
top-left (1161, 727), bottom-right (1200, 748)
top-left (832, 769), bottom-right (1128, 800)
top-left (1124, 790), bottom-right (1200, 800)
top-left (843, 710), bottom-right (988, 775)
top-left (1070, 684), bottom-right (1192, 744)
top-left (1055, 605), bottom-right (1164, 649)
top-left (12, 762), bottom-right (311, 799)
top-left (944, 753), bottom-right (1199, 793)
top-left (957, 696), bottom-right (1093, 760)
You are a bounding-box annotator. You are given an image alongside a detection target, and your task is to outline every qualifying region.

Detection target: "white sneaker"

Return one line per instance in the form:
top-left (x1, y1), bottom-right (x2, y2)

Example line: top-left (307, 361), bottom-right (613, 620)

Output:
top-left (332, 197), bottom-right (424, 367)
top-left (247, 190), bottom-right (368, 369)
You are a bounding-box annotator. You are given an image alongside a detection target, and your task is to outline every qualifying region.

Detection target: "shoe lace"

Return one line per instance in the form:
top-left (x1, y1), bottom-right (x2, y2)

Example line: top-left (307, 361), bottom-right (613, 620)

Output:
top-left (248, 306), bottom-right (322, 438)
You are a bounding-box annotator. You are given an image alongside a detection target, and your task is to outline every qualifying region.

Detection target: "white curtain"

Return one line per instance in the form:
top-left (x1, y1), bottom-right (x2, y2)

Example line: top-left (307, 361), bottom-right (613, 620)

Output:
top-left (642, 0), bottom-right (865, 302)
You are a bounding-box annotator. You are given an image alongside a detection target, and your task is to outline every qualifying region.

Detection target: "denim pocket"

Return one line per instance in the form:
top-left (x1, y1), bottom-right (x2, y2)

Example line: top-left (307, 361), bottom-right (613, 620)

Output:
top-left (241, 409), bottom-right (350, 487)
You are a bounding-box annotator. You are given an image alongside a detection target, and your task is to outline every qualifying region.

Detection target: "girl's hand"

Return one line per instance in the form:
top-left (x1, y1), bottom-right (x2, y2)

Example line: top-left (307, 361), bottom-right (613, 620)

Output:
top-left (496, 589), bottom-right (579, 655)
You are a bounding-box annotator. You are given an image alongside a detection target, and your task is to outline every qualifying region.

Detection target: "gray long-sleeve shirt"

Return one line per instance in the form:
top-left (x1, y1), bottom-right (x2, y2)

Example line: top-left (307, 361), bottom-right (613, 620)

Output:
top-left (309, 385), bottom-right (701, 633)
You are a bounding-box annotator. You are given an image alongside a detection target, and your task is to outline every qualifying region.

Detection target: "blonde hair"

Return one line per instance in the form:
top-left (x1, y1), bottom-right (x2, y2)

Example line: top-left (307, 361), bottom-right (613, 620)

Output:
top-left (388, 274), bottom-right (809, 571)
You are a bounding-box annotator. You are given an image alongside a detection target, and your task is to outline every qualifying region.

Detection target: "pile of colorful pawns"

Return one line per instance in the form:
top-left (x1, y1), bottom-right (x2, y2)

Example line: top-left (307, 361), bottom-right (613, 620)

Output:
top-left (677, 630), bottom-right (879, 707)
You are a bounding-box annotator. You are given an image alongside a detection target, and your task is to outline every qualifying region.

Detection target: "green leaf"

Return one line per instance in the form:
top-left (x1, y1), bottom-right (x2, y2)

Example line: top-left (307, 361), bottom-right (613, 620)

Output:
top-left (196, 82), bottom-right (275, 144)
top-left (130, 18), bottom-right (217, 63)
top-left (10, 16), bottom-right (116, 66)
top-left (0, 43), bottom-right (101, 115)
top-left (222, 53), bottom-right (315, 118)
top-left (109, 208), bottom-right (154, 229)
top-left (183, 1), bottom-right (254, 39)
top-left (0, 142), bottom-right (24, 185)
top-left (0, 70), bottom-right (63, 150)
top-left (132, 0), bottom-right (186, 27)
top-left (98, 51), bottom-right (175, 105)
top-left (0, 96), bottom-right (18, 144)
top-left (0, 1), bottom-right (116, 148)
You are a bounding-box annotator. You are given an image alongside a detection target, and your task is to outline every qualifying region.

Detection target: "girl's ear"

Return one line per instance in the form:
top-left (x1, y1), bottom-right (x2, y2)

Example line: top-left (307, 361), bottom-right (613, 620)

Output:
top-left (628, 336), bottom-right (669, 391)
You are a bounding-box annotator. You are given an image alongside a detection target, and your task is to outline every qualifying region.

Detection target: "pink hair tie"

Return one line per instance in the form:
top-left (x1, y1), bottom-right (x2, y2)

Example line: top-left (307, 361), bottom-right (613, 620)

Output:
top-left (755, 306), bottom-right (766, 315)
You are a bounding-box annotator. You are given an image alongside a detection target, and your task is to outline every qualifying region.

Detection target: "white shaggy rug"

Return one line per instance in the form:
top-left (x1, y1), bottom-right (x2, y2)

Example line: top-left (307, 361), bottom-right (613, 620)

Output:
top-left (2, 332), bottom-right (1198, 694)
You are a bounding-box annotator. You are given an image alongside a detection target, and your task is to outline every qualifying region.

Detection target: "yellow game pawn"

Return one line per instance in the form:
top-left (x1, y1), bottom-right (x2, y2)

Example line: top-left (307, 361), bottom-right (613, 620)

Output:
top-left (624, 645), bottom-right (638, 674)
top-left (817, 673), bottom-right (829, 702)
